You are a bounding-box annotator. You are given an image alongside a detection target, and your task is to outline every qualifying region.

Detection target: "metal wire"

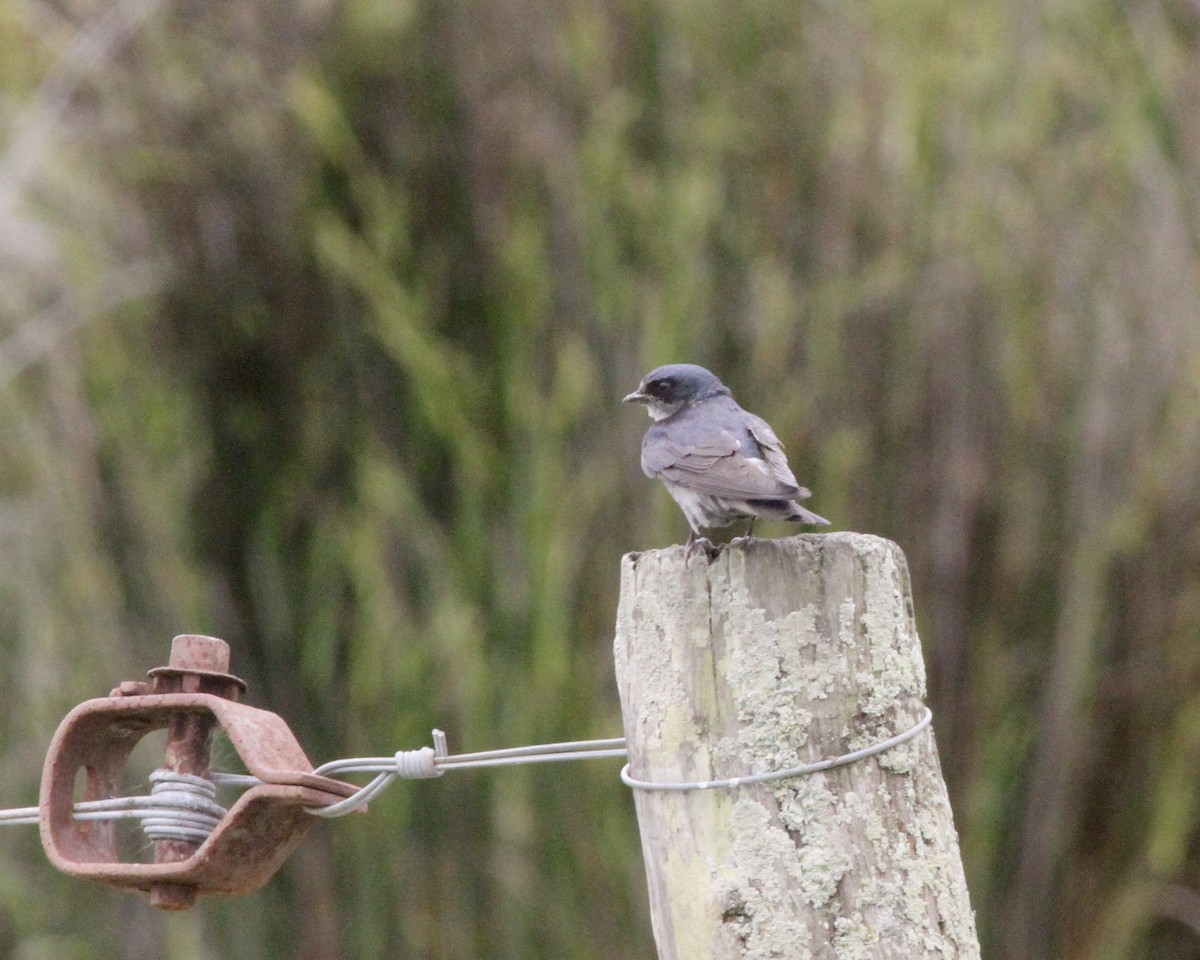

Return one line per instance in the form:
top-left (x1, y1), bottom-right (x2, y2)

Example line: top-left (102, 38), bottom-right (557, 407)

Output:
top-left (139, 771), bottom-right (226, 843)
top-left (620, 708), bottom-right (934, 792)
top-left (0, 734), bottom-right (631, 832)
top-left (0, 805), bottom-right (38, 826)
top-left (0, 710), bottom-right (933, 834)
top-left (306, 733), bottom-right (630, 819)
top-left (0, 771), bottom-right (229, 839)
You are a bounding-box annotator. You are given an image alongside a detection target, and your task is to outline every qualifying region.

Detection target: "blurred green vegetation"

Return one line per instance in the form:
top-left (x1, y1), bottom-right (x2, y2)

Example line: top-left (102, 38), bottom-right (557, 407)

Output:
top-left (3, 0), bottom-right (1200, 958)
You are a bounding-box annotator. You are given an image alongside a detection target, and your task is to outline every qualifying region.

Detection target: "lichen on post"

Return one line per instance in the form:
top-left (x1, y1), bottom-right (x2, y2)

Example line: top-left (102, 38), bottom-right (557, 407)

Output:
top-left (613, 532), bottom-right (980, 960)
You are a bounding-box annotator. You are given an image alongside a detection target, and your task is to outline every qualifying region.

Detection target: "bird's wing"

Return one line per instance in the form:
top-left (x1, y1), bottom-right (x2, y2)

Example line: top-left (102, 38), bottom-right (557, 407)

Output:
top-left (746, 415), bottom-right (812, 500)
top-left (642, 412), bottom-right (802, 499)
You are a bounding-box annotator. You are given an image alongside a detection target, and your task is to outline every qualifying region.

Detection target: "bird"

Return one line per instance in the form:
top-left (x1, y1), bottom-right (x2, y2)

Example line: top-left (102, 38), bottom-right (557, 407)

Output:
top-left (623, 363), bottom-right (830, 544)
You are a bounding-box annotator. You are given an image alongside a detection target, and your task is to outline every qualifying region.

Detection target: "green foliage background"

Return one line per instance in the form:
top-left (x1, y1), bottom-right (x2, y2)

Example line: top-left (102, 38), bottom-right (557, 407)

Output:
top-left (3, 0), bottom-right (1200, 958)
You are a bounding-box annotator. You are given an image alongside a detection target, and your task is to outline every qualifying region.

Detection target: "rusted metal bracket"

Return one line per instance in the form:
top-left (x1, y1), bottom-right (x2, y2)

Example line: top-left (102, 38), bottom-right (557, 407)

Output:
top-left (39, 635), bottom-right (358, 909)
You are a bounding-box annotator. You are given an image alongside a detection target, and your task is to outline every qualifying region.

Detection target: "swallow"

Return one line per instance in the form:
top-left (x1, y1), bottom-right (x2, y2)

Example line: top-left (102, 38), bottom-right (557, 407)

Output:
top-left (624, 363), bottom-right (830, 543)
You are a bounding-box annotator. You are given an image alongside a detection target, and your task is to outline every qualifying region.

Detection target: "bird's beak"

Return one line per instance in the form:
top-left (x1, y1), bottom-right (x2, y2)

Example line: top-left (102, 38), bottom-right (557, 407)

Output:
top-left (623, 389), bottom-right (648, 404)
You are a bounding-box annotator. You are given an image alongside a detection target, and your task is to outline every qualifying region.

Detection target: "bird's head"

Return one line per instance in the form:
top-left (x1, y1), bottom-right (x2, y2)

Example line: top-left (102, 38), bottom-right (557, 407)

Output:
top-left (623, 364), bottom-right (731, 420)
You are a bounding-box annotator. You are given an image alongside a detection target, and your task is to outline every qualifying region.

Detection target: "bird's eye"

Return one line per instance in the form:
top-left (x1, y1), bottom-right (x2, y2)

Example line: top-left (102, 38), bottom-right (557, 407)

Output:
top-left (651, 377), bottom-right (675, 396)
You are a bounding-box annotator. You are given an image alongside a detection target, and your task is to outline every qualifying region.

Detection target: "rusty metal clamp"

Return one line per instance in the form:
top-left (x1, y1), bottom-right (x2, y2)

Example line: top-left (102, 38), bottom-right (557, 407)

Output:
top-left (39, 635), bottom-right (358, 910)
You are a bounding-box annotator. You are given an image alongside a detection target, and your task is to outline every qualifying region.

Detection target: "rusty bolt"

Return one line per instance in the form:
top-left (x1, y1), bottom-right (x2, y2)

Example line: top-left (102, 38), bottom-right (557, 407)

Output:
top-left (147, 635), bottom-right (247, 700)
top-left (148, 636), bottom-right (242, 909)
top-left (170, 634), bottom-right (231, 673)
top-left (41, 636), bottom-right (357, 908)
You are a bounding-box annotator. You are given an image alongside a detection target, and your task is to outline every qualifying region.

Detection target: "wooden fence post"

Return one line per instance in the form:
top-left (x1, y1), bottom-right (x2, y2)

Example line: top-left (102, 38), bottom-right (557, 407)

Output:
top-left (613, 532), bottom-right (980, 960)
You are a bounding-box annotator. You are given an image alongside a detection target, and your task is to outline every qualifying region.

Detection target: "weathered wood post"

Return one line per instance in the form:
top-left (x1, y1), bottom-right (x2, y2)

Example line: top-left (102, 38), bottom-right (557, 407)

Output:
top-left (614, 532), bottom-right (980, 960)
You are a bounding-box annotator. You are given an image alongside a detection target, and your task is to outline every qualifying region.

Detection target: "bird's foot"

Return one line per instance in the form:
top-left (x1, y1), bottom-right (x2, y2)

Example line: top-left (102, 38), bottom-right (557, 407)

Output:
top-left (685, 533), bottom-right (717, 559)
top-left (730, 519), bottom-right (757, 547)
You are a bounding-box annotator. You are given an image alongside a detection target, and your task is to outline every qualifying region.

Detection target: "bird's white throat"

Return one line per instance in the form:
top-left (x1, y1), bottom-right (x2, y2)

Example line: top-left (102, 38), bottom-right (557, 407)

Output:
top-left (643, 399), bottom-right (685, 421)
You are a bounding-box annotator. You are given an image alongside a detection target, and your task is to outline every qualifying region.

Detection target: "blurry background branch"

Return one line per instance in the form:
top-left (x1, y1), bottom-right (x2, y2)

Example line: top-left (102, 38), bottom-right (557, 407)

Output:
top-left (1, 0), bottom-right (1200, 959)
top-left (0, 258), bottom-right (165, 387)
top-left (0, 0), bottom-right (162, 215)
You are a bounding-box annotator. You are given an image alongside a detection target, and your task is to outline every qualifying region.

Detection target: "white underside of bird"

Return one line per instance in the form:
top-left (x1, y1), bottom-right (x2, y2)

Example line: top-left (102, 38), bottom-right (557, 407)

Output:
top-left (661, 477), bottom-right (829, 532)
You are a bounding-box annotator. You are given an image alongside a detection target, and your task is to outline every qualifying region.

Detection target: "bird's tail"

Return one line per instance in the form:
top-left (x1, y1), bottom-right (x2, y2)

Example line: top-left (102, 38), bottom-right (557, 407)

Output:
top-left (787, 503), bottom-right (831, 526)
